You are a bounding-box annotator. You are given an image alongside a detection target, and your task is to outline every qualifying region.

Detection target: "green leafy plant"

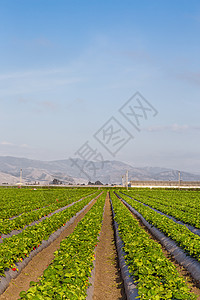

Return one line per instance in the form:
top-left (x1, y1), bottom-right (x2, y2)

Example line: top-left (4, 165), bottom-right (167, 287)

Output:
top-left (0, 191), bottom-right (101, 276)
top-left (110, 191), bottom-right (196, 300)
top-left (19, 192), bottom-right (106, 299)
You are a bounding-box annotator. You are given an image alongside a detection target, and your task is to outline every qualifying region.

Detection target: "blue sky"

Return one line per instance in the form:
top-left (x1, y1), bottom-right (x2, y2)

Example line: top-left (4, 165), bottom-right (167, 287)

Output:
top-left (0, 0), bottom-right (200, 174)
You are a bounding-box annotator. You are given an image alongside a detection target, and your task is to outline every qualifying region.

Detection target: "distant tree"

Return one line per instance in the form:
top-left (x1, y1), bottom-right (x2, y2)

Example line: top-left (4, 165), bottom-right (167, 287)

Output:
top-left (88, 181), bottom-right (94, 185)
top-left (95, 180), bottom-right (103, 185)
top-left (52, 178), bottom-right (62, 185)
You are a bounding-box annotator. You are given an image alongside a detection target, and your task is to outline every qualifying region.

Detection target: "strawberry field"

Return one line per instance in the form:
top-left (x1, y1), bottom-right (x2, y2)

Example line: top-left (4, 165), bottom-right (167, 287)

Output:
top-left (0, 187), bottom-right (200, 299)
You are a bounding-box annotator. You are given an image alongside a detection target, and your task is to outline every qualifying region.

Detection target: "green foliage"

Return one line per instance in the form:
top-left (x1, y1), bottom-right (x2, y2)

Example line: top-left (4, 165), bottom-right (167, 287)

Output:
top-left (0, 188), bottom-right (96, 234)
top-left (121, 189), bottom-right (200, 228)
top-left (19, 193), bottom-right (106, 299)
top-left (110, 191), bottom-right (197, 300)
top-left (0, 187), bottom-right (97, 219)
top-left (0, 190), bottom-right (100, 276)
top-left (119, 192), bottom-right (200, 262)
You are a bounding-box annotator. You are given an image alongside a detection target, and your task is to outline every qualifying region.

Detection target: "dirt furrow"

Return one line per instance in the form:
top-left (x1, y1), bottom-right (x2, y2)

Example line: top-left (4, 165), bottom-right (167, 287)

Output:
top-left (93, 193), bottom-right (126, 300)
top-left (0, 197), bottom-right (98, 300)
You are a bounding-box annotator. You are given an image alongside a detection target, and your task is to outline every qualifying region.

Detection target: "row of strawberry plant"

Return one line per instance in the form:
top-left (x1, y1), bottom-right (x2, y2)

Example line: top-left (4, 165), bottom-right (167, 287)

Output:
top-left (19, 192), bottom-right (106, 299)
top-left (0, 187), bottom-right (96, 219)
top-left (111, 192), bottom-right (196, 300)
top-left (120, 190), bottom-right (200, 228)
top-left (0, 188), bottom-right (70, 211)
top-left (118, 193), bottom-right (200, 263)
top-left (122, 189), bottom-right (200, 213)
top-left (0, 192), bottom-right (101, 277)
top-left (0, 187), bottom-right (96, 209)
top-left (0, 191), bottom-right (99, 235)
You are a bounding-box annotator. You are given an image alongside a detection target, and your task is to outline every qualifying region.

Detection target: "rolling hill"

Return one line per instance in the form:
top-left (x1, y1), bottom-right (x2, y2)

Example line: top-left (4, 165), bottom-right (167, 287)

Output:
top-left (0, 156), bottom-right (199, 185)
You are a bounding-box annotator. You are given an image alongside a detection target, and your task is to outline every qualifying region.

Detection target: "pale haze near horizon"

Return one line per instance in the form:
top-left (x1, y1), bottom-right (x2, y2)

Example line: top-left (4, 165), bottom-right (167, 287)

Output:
top-left (0, 0), bottom-right (200, 174)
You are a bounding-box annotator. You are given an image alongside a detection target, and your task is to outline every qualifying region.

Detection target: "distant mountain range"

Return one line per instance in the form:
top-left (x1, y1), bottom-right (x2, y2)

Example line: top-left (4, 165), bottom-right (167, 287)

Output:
top-left (0, 156), bottom-right (199, 185)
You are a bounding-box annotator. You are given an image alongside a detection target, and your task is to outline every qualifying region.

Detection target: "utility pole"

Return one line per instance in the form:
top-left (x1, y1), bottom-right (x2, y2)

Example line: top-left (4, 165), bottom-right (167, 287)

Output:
top-left (126, 170), bottom-right (128, 191)
top-left (20, 168), bottom-right (22, 185)
top-left (17, 168), bottom-right (23, 188)
top-left (178, 171), bottom-right (181, 190)
top-left (122, 175), bottom-right (125, 187)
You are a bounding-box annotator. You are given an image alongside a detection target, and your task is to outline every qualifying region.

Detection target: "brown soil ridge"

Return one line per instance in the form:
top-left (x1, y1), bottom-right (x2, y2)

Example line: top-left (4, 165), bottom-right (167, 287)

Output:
top-left (0, 196), bottom-right (98, 300)
top-left (93, 193), bottom-right (126, 300)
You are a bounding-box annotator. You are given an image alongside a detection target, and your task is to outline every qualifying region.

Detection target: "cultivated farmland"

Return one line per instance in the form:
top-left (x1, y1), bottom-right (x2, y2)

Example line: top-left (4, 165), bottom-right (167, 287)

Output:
top-left (0, 187), bottom-right (200, 299)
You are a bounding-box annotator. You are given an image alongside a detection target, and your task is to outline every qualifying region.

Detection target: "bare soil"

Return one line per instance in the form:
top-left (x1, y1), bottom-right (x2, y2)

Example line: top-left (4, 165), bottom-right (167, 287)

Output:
top-left (0, 197), bottom-right (98, 300)
top-left (93, 193), bottom-right (126, 300)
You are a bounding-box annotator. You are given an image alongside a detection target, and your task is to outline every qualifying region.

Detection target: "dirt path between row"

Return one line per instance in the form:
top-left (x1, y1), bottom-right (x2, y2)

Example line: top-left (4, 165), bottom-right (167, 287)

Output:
top-left (0, 197), bottom-right (98, 300)
top-left (93, 193), bottom-right (126, 300)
